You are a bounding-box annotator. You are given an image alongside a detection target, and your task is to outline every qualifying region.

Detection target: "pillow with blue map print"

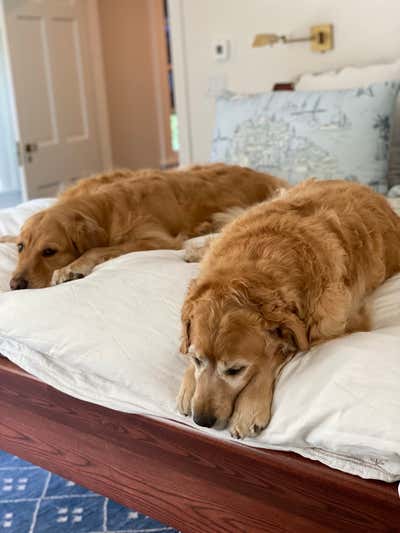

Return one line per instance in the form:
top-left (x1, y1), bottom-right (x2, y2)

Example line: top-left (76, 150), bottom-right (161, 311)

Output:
top-left (210, 81), bottom-right (400, 193)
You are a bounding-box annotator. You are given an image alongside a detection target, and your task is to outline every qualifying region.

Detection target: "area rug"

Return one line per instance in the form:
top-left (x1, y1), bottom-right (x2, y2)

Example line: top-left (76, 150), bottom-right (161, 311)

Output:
top-left (0, 449), bottom-right (177, 533)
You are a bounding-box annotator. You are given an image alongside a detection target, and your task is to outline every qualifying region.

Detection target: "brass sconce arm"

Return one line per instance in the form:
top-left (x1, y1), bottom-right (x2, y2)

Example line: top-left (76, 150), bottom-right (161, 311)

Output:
top-left (253, 24), bottom-right (333, 53)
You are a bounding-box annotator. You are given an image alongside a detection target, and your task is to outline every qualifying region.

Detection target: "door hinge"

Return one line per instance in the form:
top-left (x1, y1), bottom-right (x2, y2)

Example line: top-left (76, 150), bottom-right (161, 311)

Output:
top-left (16, 141), bottom-right (23, 167)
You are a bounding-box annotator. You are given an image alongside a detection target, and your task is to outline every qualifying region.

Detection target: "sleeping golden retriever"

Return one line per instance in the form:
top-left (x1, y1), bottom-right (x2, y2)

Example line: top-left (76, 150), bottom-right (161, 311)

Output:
top-left (5, 164), bottom-right (286, 289)
top-left (177, 179), bottom-right (400, 438)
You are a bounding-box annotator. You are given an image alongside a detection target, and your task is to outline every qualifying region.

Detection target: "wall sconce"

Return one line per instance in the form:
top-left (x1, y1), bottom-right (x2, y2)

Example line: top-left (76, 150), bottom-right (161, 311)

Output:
top-left (253, 24), bottom-right (334, 53)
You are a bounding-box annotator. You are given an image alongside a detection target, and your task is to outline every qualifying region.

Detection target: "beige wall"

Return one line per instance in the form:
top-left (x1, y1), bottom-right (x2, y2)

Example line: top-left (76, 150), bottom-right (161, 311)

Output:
top-left (169, 0), bottom-right (400, 164)
top-left (98, 0), bottom-right (162, 169)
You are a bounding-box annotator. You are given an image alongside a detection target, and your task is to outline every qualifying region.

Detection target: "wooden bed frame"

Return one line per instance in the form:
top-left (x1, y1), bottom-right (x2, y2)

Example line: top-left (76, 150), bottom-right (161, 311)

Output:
top-left (0, 357), bottom-right (399, 532)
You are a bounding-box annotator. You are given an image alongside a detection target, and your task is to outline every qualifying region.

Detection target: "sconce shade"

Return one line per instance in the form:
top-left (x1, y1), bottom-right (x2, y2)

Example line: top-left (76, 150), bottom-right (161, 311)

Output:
top-left (252, 34), bottom-right (280, 47)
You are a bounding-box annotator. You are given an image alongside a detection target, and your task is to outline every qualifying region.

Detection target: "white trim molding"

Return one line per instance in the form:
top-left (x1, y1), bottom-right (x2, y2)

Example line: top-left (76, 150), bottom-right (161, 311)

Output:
top-left (148, 0), bottom-right (178, 169)
top-left (87, 0), bottom-right (113, 170)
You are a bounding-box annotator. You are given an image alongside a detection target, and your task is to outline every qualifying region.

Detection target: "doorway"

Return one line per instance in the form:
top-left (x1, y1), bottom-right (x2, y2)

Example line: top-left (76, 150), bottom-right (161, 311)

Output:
top-left (0, 12), bottom-right (21, 208)
top-left (164, 0), bottom-right (179, 157)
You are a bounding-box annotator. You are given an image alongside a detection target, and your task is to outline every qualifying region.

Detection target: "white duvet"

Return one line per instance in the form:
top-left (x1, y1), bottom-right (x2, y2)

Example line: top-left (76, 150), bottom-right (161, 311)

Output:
top-left (0, 199), bottom-right (400, 482)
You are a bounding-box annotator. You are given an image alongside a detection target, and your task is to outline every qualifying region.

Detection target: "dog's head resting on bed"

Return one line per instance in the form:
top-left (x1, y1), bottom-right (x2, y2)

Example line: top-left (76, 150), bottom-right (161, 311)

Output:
top-left (180, 276), bottom-right (308, 431)
top-left (10, 205), bottom-right (107, 289)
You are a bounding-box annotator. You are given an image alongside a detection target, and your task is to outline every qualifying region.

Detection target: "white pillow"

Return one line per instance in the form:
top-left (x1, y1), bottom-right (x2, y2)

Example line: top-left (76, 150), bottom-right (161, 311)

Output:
top-left (296, 60), bottom-right (400, 188)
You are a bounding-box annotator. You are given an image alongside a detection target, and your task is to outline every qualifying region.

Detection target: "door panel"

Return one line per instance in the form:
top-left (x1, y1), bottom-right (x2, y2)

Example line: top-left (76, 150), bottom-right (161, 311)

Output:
top-left (12, 15), bottom-right (56, 145)
top-left (4, 0), bottom-right (103, 198)
top-left (49, 18), bottom-right (88, 141)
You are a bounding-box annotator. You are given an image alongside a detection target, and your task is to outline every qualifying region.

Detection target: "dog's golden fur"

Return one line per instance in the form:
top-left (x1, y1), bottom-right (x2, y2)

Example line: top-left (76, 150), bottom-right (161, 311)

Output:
top-left (178, 179), bottom-right (400, 438)
top-left (8, 164), bottom-right (286, 289)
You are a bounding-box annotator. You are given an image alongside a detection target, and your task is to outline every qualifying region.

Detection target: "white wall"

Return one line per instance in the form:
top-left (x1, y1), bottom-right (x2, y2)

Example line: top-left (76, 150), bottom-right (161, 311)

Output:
top-left (98, 0), bottom-right (159, 169)
top-left (169, 0), bottom-right (400, 164)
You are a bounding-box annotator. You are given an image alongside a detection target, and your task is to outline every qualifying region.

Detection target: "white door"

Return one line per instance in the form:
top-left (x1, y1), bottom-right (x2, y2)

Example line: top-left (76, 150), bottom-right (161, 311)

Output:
top-left (3, 0), bottom-right (104, 199)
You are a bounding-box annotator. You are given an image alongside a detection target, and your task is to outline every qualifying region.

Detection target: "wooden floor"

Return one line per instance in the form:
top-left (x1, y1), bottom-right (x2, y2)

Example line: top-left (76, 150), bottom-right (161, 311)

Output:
top-left (0, 358), bottom-right (399, 532)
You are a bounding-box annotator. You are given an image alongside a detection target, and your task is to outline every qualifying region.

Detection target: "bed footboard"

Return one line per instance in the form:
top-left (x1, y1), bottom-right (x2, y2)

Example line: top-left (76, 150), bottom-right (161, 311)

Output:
top-left (0, 358), bottom-right (398, 532)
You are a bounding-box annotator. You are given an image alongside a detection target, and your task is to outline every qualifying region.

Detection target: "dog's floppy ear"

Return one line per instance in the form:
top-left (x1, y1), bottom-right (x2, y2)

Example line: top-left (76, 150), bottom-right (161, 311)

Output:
top-left (180, 316), bottom-right (191, 354)
top-left (269, 316), bottom-right (309, 356)
top-left (70, 213), bottom-right (108, 254)
top-left (180, 279), bottom-right (198, 354)
top-left (253, 287), bottom-right (309, 355)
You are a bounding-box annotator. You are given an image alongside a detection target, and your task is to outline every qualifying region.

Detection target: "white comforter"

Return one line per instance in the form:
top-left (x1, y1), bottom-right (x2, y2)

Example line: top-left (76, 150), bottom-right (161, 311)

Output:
top-left (0, 199), bottom-right (399, 482)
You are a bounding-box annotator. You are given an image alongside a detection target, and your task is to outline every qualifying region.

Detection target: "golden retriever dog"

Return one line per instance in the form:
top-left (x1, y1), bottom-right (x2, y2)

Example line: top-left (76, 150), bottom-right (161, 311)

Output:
top-left (177, 179), bottom-right (400, 439)
top-left (6, 164), bottom-right (286, 289)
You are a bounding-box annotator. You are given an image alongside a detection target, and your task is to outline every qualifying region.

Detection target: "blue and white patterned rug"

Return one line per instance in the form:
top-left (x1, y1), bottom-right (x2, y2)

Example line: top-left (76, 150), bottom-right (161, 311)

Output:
top-left (0, 449), bottom-right (178, 533)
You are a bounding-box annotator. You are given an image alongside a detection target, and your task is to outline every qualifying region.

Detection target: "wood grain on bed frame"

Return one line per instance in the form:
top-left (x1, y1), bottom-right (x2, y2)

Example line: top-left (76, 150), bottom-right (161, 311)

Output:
top-left (0, 358), bottom-right (399, 532)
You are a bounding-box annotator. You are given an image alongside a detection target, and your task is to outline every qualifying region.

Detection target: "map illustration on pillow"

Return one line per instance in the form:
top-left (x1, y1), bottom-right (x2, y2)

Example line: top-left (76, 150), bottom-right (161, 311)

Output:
top-left (211, 82), bottom-right (400, 193)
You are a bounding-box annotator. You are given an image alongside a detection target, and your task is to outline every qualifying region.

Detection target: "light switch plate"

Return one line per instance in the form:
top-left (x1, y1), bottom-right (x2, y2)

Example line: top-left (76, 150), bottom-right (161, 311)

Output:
top-left (213, 39), bottom-right (230, 61)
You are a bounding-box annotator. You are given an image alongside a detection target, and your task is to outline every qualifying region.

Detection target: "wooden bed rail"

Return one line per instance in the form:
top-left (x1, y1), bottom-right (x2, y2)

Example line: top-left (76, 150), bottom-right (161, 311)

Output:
top-left (0, 357), bottom-right (399, 532)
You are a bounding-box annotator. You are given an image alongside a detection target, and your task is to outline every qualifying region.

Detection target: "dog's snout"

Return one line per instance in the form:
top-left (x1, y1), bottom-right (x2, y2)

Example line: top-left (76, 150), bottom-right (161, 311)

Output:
top-left (10, 277), bottom-right (28, 290)
top-left (193, 413), bottom-right (217, 428)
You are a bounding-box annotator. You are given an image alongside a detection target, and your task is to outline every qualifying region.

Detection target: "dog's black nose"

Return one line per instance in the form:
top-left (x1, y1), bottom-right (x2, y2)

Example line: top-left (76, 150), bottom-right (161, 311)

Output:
top-left (10, 277), bottom-right (28, 290)
top-left (193, 413), bottom-right (217, 428)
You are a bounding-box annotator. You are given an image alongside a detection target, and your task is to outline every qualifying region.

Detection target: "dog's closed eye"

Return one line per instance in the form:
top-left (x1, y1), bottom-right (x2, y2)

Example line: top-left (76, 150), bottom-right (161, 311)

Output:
top-left (42, 248), bottom-right (57, 257)
top-left (225, 366), bottom-right (245, 376)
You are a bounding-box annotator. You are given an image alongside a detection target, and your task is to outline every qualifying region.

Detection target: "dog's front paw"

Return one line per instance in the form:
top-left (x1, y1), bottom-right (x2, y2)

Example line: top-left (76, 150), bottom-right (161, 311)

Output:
top-left (176, 383), bottom-right (194, 417)
top-left (51, 265), bottom-right (88, 286)
top-left (176, 369), bottom-right (196, 416)
top-left (183, 242), bottom-right (203, 263)
top-left (183, 236), bottom-right (216, 263)
top-left (229, 405), bottom-right (271, 440)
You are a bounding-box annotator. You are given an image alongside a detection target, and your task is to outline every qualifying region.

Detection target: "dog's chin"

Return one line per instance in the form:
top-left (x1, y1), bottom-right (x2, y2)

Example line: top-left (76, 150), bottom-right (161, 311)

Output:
top-left (213, 417), bottom-right (230, 430)
top-left (27, 279), bottom-right (52, 290)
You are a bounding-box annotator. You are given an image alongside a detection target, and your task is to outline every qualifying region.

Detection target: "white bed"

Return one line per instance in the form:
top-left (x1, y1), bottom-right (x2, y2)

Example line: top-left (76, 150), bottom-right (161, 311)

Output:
top-left (0, 198), bottom-right (399, 482)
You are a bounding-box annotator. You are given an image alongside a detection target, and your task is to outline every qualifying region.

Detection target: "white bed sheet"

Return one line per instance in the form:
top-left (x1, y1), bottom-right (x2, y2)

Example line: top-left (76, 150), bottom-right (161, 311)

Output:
top-left (0, 199), bottom-right (399, 482)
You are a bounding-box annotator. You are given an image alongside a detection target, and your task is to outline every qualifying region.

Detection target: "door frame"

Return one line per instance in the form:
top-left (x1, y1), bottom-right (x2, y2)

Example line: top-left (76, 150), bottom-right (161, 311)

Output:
top-left (0, 0), bottom-right (112, 202)
top-left (167, 0), bottom-right (193, 166)
top-left (87, 0), bottom-right (112, 171)
top-left (148, 0), bottom-right (178, 169)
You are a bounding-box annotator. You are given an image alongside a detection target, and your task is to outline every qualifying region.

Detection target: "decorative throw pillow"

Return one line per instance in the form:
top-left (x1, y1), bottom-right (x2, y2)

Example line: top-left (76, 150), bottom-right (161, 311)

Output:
top-left (210, 82), bottom-right (400, 193)
top-left (296, 60), bottom-right (400, 188)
